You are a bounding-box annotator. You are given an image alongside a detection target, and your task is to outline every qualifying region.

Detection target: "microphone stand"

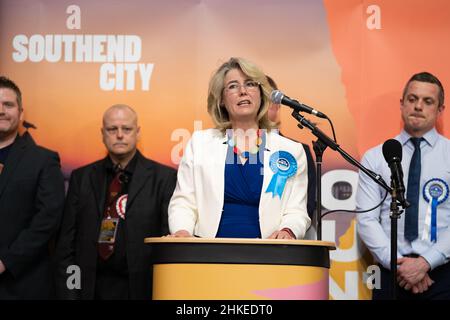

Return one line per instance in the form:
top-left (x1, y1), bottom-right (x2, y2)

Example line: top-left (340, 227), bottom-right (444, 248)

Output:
top-left (312, 139), bottom-right (327, 240)
top-left (389, 189), bottom-right (403, 300)
top-left (291, 111), bottom-right (402, 299)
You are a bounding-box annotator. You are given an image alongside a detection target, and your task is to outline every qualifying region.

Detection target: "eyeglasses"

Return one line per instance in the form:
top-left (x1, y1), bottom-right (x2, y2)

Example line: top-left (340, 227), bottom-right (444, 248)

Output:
top-left (224, 81), bottom-right (261, 95)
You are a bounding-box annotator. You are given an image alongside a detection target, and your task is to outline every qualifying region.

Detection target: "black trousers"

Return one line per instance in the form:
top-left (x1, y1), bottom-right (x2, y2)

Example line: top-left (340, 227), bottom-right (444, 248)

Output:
top-left (373, 261), bottom-right (450, 300)
top-left (94, 269), bottom-right (129, 300)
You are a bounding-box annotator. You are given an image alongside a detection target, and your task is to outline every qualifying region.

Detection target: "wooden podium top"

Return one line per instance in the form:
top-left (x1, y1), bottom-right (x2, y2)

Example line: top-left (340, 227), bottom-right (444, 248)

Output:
top-left (145, 237), bottom-right (335, 250)
top-left (145, 237), bottom-right (335, 268)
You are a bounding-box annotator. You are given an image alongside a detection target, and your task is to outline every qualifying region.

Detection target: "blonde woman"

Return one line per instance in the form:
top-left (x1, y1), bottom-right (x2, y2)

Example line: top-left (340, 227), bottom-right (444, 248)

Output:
top-left (169, 57), bottom-right (310, 239)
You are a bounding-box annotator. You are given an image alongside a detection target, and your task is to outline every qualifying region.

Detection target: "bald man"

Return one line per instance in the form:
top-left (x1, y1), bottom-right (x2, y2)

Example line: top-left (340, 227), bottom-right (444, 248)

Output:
top-left (55, 105), bottom-right (177, 299)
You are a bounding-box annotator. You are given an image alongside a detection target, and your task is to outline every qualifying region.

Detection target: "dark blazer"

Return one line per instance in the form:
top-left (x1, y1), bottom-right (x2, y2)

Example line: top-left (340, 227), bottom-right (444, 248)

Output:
top-left (54, 151), bottom-right (177, 300)
top-left (0, 133), bottom-right (65, 299)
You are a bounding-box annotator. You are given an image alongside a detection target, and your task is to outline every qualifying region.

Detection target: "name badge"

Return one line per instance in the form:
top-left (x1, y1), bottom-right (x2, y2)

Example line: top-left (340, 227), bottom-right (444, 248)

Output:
top-left (98, 217), bottom-right (119, 244)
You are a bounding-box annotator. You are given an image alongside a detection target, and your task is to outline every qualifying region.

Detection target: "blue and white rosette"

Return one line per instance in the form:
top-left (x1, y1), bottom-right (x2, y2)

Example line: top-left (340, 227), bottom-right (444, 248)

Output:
top-left (265, 151), bottom-right (297, 198)
top-left (422, 178), bottom-right (449, 242)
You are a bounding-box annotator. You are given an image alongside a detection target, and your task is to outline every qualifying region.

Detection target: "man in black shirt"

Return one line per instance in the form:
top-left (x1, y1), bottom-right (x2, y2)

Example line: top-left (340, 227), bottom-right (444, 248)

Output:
top-left (55, 104), bottom-right (177, 299)
top-left (0, 76), bottom-right (65, 299)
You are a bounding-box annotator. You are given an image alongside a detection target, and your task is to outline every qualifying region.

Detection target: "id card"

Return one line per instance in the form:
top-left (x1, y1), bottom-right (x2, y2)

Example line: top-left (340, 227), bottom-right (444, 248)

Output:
top-left (98, 217), bottom-right (119, 244)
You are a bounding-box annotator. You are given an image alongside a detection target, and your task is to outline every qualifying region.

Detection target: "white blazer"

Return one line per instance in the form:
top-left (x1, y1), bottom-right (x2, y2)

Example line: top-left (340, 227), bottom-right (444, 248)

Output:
top-left (168, 129), bottom-right (311, 239)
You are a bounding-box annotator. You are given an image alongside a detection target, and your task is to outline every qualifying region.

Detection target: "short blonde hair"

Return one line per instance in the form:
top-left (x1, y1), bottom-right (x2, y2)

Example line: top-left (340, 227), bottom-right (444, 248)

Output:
top-left (207, 57), bottom-right (277, 133)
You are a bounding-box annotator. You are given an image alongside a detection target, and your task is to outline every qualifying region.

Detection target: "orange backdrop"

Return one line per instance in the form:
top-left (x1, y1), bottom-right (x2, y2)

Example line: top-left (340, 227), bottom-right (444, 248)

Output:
top-left (1, 0), bottom-right (449, 299)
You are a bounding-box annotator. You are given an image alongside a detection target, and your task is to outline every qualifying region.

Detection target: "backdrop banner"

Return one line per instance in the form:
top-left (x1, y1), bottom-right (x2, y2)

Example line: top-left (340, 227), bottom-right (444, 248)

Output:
top-left (1, 0), bottom-right (449, 299)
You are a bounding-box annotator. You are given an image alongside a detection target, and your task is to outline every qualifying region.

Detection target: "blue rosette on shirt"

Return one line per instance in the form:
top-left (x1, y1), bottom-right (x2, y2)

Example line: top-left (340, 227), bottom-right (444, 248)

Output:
top-left (265, 151), bottom-right (297, 198)
top-left (422, 178), bottom-right (449, 242)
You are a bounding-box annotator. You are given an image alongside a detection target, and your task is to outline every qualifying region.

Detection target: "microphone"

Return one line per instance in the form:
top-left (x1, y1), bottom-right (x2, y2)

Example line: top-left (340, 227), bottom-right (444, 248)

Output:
top-left (382, 139), bottom-right (409, 208)
top-left (270, 90), bottom-right (327, 118)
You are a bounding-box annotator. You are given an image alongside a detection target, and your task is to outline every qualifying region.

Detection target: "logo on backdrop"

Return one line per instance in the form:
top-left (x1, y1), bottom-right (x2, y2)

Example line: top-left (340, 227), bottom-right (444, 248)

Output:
top-left (11, 5), bottom-right (154, 91)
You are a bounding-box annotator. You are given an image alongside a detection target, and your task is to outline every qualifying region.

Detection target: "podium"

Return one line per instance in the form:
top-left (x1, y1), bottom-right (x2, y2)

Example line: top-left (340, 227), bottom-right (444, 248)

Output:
top-left (145, 237), bottom-right (335, 300)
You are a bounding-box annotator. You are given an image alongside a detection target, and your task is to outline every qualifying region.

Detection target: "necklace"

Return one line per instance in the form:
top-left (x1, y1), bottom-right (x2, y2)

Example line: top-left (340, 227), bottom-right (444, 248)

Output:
top-left (227, 129), bottom-right (263, 158)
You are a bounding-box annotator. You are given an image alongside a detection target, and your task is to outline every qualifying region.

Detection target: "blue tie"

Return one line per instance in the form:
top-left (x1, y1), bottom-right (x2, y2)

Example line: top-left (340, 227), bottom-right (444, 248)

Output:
top-left (404, 137), bottom-right (423, 241)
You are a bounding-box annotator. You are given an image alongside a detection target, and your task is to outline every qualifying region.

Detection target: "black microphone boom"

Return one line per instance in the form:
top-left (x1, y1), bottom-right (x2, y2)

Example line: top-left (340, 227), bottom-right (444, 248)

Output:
top-left (270, 90), bottom-right (327, 118)
top-left (382, 139), bottom-right (410, 209)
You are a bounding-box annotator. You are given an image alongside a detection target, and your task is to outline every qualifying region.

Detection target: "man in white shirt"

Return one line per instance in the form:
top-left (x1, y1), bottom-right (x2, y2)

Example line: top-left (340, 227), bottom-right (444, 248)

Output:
top-left (356, 72), bottom-right (450, 299)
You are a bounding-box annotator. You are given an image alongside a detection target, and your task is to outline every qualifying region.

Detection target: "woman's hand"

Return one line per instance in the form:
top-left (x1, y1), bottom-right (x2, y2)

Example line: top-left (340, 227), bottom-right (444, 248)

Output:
top-left (268, 228), bottom-right (296, 240)
top-left (165, 229), bottom-right (193, 238)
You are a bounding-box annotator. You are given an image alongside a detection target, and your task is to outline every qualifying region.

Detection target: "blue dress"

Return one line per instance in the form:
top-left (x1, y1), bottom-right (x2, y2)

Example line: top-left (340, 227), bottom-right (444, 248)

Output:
top-left (216, 136), bottom-right (265, 238)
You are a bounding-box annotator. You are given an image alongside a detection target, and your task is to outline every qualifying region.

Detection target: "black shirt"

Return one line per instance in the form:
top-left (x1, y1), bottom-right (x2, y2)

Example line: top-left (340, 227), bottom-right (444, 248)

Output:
top-left (0, 141), bottom-right (14, 166)
top-left (95, 153), bottom-right (138, 299)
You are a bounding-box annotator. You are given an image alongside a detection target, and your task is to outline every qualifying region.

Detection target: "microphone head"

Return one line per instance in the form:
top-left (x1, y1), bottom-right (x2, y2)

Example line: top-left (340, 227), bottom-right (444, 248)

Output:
top-left (382, 139), bottom-right (402, 163)
top-left (270, 90), bottom-right (284, 104)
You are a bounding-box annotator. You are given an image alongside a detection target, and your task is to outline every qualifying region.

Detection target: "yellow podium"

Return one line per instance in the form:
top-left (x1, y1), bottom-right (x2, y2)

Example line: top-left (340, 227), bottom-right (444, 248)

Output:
top-left (145, 237), bottom-right (335, 300)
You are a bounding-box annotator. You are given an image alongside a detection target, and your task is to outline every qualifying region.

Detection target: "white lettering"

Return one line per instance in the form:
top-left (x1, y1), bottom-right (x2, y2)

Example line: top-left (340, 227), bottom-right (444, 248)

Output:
top-left (366, 5), bottom-right (382, 30)
top-left (124, 35), bottom-right (141, 62)
top-left (366, 265), bottom-right (381, 290)
top-left (66, 265), bottom-right (81, 290)
top-left (99, 63), bottom-right (115, 91)
top-left (11, 34), bottom-right (143, 63)
top-left (107, 35), bottom-right (124, 62)
top-left (28, 35), bottom-right (45, 62)
top-left (92, 35), bottom-right (107, 62)
top-left (329, 271), bottom-right (359, 300)
top-left (45, 35), bottom-right (62, 62)
top-left (76, 35), bottom-right (92, 62)
top-left (11, 33), bottom-right (152, 91)
top-left (62, 35), bottom-right (75, 62)
top-left (66, 5), bottom-right (81, 30)
top-left (12, 35), bottom-right (28, 62)
top-left (139, 63), bottom-right (154, 90)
